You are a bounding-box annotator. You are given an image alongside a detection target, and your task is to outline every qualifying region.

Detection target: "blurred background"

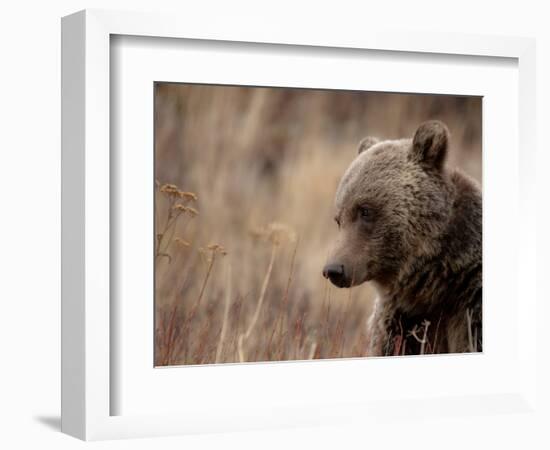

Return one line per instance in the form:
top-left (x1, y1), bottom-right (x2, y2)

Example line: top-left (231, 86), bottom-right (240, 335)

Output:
top-left (154, 83), bottom-right (482, 366)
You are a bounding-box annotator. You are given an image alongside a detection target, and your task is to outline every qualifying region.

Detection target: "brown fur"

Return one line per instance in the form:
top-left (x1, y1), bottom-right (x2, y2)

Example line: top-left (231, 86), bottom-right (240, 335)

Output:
top-left (324, 121), bottom-right (482, 355)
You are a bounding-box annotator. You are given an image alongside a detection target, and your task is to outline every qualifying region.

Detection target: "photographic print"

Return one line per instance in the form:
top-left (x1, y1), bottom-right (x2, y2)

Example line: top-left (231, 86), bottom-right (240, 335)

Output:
top-left (154, 83), bottom-right (482, 366)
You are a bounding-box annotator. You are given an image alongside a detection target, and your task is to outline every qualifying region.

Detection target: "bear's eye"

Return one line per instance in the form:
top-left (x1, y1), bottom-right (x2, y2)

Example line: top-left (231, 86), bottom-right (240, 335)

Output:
top-left (358, 206), bottom-right (370, 222)
top-left (334, 216), bottom-right (341, 228)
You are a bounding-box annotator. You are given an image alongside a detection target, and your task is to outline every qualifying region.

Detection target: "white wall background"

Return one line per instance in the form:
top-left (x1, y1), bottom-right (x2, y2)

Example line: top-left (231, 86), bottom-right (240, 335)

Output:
top-left (0, 1), bottom-right (548, 449)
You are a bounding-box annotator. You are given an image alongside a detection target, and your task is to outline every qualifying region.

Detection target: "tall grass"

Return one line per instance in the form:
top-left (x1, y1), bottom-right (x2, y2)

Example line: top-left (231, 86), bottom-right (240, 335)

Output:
top-left (154, 84), bottom-right (482, 365)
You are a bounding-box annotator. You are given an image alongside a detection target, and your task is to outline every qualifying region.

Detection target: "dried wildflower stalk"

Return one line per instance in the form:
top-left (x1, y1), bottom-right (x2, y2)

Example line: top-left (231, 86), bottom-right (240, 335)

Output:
top-left (155, 181), bottom-right (198, 263)
top-left (155, 181), bottom-right (200, 365)
top-left (215, 260), bottom-right (232, 364)
top-left (194, 244), bottom-right (227, 311)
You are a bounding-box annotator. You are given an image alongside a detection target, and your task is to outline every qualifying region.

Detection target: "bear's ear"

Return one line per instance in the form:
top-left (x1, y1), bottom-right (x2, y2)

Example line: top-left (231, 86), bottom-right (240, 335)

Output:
top-left (358, 136), bottom-right (380, 154)
top-left (411, 120), bottom-right (449, 170)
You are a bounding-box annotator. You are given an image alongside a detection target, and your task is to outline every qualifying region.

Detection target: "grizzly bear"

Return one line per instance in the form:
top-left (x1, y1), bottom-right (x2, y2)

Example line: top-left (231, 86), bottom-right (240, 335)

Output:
top-left (322, 120), bottom-right (482, 356)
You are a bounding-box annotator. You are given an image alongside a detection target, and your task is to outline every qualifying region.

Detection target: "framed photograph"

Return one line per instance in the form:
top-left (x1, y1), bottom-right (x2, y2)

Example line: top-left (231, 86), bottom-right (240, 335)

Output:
top-left (61, 9), bottom-right (538, 441)
top-left (152, 84), bottom-right (482, 366)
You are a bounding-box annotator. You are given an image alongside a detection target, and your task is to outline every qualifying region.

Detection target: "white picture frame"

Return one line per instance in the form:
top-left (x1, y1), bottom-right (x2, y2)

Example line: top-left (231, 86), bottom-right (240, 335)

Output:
top-left (61, 9), bottom-right (538, 441)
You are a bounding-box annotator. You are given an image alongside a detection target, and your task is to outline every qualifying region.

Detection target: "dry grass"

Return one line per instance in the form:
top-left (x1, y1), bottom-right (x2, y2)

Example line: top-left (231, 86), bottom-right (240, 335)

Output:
top-left (154, 84), bottom-right (481, 366)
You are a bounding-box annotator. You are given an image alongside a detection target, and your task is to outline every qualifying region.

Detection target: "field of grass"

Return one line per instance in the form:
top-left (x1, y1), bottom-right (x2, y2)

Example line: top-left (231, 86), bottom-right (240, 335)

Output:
top-left (154, 83), bottom-right (482, 366)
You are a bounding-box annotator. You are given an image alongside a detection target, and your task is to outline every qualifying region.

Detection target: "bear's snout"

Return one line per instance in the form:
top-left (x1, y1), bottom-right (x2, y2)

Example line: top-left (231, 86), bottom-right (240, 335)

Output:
top-left (322, 263), bottom-right (348, 288)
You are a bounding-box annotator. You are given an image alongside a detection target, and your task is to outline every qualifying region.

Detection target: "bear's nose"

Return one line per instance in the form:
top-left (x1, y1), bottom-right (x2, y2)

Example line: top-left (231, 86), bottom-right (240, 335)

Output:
top-left (322, 263), bottom-right (346, 288)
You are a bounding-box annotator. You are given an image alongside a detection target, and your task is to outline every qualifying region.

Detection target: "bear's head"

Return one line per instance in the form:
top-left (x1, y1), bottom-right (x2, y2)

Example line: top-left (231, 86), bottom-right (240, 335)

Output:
top-left (323, 120), bottom-right (454, 289)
